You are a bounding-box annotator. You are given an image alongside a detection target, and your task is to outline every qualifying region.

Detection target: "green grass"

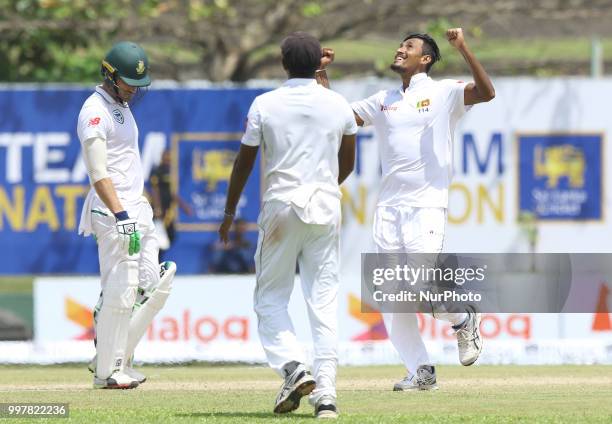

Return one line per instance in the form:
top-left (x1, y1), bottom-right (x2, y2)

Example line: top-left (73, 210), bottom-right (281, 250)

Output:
top-left (0, 365), bottom-right (611, 423)
top-left (0, 276), bottom-right (33, 294)
top-left (0, 278), bottom-right (34, 331)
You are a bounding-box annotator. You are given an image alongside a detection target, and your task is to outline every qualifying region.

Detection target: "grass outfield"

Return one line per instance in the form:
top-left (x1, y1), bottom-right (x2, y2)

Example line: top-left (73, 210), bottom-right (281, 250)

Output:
top-left (0, 276), bottom-right (33, 294)
top-left (0, 365), bottom-right (611, 423)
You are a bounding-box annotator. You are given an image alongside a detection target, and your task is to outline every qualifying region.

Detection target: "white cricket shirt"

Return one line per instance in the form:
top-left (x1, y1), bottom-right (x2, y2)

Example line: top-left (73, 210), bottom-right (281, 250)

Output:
top-left (77, 86), bottom-right (144, 203)
top-left (242, 79), bottom-right (358, 225)
top-left (77, 86), bottom-right (144, 235)
top-left (352, 73), bottom-right (469, 208)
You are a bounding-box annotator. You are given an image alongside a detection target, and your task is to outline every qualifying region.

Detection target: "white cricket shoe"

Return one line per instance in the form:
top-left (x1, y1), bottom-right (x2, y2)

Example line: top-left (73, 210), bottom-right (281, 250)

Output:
top-left (124, 365), bottom-right (147, 383)
top-left (393, 365), bottom-right (438, 391)
top-left (88, 355), bottom-right (146, 384)
top-left (273, 363), bottom-right (316, 414)
top-left (315, 395), bottom-right (338, 419)
top-left (455, 305), bottom-right (483, 366)
top-left (93, 371), bottom-right (139, 389)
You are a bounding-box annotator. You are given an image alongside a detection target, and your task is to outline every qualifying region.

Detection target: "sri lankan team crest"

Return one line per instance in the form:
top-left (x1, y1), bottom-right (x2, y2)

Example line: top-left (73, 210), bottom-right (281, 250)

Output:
top-left (518, 134), bottom-right (602, 220)
top-left (192, 148), bottom-right (235, 192)
top-left (416, 98), bottom-right (430, 113)
top-left (173, 134), bottom-right (261, 231)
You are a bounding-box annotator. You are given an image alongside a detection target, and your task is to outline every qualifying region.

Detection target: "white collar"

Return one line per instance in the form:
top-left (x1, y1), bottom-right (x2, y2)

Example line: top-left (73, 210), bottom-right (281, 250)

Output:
top-left (283, 78), bottom-right (317, 87)
top-left (400, 72), bottom-right (431, 93)
top-left (95, 85), bottom-right (126, 107)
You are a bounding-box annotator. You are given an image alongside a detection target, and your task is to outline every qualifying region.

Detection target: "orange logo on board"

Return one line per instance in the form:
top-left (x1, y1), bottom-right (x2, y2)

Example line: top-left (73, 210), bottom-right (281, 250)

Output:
top-left (65, 298), bottom-right (94, 340)
top-left (348, 293), bottom-right (388, 341)
top-left (592, 283), bottom-right (611, 331)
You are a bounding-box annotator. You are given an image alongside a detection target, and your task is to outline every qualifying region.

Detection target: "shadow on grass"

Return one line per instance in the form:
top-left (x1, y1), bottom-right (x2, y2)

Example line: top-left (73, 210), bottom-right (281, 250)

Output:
top-left (175, 412), bottom-right (313, 419)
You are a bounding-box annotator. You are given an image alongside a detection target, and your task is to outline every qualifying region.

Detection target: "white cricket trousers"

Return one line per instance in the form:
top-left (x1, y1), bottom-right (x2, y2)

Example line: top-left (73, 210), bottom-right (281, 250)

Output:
top-left (373, 205), bottom-right (466, 375)
top-left (90, 196), bottom-right (159, 378)
top-left (254, 201), bottom-right (339, 404)
top-left (92, 197), bottom-right (160, 292)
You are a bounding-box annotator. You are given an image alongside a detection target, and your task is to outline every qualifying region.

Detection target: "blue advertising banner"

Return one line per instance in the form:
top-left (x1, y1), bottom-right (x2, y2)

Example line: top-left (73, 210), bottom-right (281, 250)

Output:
top-left (173, 133), bottom-right (260, 230)
top-left (0, 87), bottom-right (268, 274)
top-left (518, 133), bottom-right (603, 221)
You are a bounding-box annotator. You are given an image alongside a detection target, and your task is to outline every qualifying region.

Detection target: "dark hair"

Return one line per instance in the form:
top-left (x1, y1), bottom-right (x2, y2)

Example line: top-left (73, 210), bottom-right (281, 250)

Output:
top-left (281, 32), bottom-right (322, 78)
top-left (403, 32), bottom-right (441, 73)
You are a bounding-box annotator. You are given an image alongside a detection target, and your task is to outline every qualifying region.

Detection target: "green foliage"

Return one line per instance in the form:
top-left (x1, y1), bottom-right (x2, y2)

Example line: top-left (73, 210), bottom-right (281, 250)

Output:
top-left (0, 1), bottom-right (610, 82)
top-left (0, 0), bottom-right (126, 82)
top-left (138, 0), bottom-right (166, 18)
top-left (0, 0), bottom-right (176, 82)
top-left (187, 0), bottom-right (234, 20)
top-left (301, 2), bottom-right (323, 18)
top-left (470, 26), bottom-right (484, 39)
top-left (427, 17), bottom-right (454, 39)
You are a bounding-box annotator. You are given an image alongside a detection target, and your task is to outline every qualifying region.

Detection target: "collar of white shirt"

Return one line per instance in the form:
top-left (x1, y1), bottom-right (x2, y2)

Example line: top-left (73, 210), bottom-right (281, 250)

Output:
top-left (400, 72), bottom-right (431, 94)
top-left (95, 85), bottom-right (121, 105)
top-left (283, 78), bottom-right (317, 88)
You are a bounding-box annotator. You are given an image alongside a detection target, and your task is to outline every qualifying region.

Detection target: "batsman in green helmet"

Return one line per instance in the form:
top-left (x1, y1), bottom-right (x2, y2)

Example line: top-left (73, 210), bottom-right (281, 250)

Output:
top-left (101, 41), bottom-right (151, 106)
top-left (76, 41), bottom-right (176, 389)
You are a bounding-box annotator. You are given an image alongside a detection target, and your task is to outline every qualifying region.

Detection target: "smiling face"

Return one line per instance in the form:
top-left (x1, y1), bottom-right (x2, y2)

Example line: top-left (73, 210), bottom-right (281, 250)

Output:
top-left (390, 37), bottom-right (432, 75)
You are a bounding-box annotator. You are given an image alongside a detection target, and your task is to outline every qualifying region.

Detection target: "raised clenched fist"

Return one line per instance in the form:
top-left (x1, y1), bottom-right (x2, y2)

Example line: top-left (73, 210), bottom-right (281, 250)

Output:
top-left (446, 28), bottom-right (466, 50)
top-left (319, 47), bottom-right (335, 70)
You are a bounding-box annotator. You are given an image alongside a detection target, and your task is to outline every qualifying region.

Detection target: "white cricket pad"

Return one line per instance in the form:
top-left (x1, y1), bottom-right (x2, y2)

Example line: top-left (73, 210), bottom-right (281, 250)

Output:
top-left (124, 261), bottom-right (176, 360)
top-left (95, 259), bottom-right (138, 379)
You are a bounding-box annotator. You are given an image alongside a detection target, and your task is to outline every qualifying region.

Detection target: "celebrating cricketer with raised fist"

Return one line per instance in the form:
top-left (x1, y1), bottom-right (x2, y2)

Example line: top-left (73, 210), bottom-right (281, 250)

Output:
top-left (316, 27), bottom-right (495, 391)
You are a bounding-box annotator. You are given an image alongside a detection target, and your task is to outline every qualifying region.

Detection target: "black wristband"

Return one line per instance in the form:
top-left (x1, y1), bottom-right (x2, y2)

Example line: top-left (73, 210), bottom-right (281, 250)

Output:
top-left (114, 210), bottom-right (129, 221)
top-left (224, 209), bottom-right (235, 217)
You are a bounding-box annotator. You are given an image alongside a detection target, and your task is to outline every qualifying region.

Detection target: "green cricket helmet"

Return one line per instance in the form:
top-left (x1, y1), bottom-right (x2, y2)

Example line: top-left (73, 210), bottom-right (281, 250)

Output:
top-left (101, 41), bottom-right (151, 87)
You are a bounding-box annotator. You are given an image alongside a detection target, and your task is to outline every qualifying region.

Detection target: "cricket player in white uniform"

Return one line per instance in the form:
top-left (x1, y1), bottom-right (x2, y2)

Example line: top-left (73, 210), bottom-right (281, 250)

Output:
top-left (77, 41), bottom-right (176, 389)
top-left (318, 28), bottom-right (495, 390)
top-left (219, 32), bottom-right (357, 418)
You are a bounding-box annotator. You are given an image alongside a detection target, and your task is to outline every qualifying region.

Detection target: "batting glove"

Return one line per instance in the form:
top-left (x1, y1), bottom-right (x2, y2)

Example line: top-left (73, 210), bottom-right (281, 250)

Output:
top-left (115, 211), bottom-right (141, 255)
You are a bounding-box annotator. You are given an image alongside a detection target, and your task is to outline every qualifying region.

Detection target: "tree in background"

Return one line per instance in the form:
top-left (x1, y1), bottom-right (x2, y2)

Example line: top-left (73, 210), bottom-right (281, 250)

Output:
top-left (0, 0), bottom-right (121, 81)
top-left (0, 0), bottom-right (402, 82)
top-left (2, 0), bottom-right (611, 82)
top-left (0, 0), bottom-right (489, 82)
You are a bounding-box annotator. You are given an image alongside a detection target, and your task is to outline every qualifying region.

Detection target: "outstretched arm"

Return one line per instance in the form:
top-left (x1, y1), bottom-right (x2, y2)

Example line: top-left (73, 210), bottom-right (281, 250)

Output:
top-left (446, 28), bottom-right (495, 105)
